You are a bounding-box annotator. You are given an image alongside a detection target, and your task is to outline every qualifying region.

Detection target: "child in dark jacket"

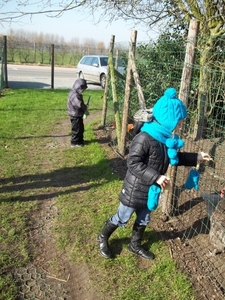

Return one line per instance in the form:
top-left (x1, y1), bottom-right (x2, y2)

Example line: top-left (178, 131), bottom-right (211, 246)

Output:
top-left (97, 87), bottom-right (212, 260)
top-left (67, 78), bottom-right (88, 147)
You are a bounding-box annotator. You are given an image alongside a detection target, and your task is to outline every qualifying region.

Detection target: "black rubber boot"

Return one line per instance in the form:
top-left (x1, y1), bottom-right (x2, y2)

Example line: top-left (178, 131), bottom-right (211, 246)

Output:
top-left (128, 223), bottom-right (155, 260)
top-left (97, 220), bottom-right (118, 259)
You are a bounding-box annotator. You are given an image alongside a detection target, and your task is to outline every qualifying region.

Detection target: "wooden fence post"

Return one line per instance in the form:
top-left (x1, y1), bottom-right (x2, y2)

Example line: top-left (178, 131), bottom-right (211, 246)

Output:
top-left (130, 56), bottom-right (146, 109)
top-left (120, 30), bottom-right (146, 156)
top-left (120, 30), bottom-right (137, 156)
top-left (107, 36), bottom-right (122, 150)
top-left (161, 19), bottom-right (199, 217)
top-left (101, 35), bottom-right (114, 128)
top-left (179, 19), bottom-right (199, 106)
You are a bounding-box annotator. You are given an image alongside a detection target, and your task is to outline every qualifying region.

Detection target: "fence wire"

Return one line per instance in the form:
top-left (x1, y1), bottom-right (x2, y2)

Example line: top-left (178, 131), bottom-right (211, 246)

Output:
top-left (105, 35), bottom-right (225, 297)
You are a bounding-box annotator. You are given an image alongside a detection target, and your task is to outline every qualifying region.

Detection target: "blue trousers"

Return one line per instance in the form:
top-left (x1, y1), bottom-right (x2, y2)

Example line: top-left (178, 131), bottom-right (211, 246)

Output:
top-left (110, 202), bottom-right (151, 227)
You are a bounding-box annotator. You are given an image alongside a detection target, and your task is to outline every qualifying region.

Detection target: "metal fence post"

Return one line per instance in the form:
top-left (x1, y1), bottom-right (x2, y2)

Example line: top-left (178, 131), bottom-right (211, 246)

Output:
top-left (51, 44), bottom-right (54, 89)
top-left (3, 35), bottom-right (9, 88)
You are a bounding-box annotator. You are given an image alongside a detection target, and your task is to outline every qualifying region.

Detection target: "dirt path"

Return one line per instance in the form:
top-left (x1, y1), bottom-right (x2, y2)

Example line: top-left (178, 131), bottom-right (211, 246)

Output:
top-left (13, 112), bottom-right (102, 300)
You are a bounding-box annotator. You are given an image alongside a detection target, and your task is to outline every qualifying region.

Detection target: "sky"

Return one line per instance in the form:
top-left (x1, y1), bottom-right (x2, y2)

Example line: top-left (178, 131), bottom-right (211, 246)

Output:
top-left (0, 1), bottom-right (159, 46)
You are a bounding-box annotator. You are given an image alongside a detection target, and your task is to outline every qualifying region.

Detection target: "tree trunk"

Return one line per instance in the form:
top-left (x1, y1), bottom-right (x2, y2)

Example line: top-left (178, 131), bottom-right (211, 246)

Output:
top-left (193, 38), bottom-right (214, 140)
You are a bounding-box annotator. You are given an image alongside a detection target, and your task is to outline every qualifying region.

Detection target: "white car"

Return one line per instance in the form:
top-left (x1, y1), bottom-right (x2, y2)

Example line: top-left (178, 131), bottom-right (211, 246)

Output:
top-left (76, 55), bottom-right (125, 89)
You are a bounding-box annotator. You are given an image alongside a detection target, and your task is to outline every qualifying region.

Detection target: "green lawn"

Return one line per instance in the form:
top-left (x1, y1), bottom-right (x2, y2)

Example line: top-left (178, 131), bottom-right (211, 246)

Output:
top-left (0, 88), bottom-right (196, 300)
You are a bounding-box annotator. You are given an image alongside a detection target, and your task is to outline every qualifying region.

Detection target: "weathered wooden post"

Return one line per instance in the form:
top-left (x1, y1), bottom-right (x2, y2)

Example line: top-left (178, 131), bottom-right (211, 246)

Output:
top-left (120, 30), bottom-right (137, 156)
top-left (161, 19), bottom-right (199, 217)
top-left (179, 19), bottom-right (199, 106)
top-left (101, 35), bottom-right (114, 128)
top-left (130, 53), bottom-right (146, 109)
top-left (107, 36), bottom-right (122, 149)
top-left (210, 199), bottom-right (225, 252)
top-left (120, 30), bottom-right (146, 156)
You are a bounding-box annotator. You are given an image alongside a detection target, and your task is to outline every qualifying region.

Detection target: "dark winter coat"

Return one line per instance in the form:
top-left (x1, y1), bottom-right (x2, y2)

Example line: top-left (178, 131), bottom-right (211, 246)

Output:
top-left (119, 132), bottom-right (198, 209)
top-left (67, 78), bottom-right (87, 118)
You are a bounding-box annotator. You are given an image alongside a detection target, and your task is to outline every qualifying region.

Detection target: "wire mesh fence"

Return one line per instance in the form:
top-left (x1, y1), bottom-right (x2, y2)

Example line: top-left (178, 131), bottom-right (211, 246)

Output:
top-left (104, 33), bottom-right (225, 297)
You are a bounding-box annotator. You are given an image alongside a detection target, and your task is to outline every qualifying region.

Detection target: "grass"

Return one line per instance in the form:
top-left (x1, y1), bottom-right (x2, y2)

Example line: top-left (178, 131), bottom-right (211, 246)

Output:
top-left (0, 88), bottom-right (196, 299)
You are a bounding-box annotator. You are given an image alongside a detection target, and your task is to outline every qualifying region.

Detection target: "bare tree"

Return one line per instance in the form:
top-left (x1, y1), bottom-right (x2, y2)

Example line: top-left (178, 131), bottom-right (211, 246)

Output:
top-left (69, 37), bottom-right (81, 65)
top-left (58, 37), bottom-right (68, 65)
top-left (97, 41), bottom-right (106, 54)
top-left (82, 38), bottom-right (97, 55)
top-left (0, 1), bottom-right (86, 24)
top-left (35, 32), bottom-right (45, 64)
top-left (7, 29), bottom-right (19, 62)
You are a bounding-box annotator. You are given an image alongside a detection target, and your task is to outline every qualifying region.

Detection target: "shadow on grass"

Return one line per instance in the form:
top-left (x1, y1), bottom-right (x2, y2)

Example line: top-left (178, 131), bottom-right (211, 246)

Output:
top-left (8, 81), bottom-right (51, 89)
top-left (110, 237), bottom-right (131, 258)
top-left (0, 157), bottom-right (120, 203)
top-left (14, 136), bottom-right (96, 143)
top-left (108, 231), bottom-right (159, 258)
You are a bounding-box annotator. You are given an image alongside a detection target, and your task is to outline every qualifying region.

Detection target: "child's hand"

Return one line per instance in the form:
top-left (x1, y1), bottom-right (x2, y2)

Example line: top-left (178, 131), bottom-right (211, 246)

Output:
top-left (197, 152), bottom-right (213, 162)
top-left (220, 188), bottom-right (225, 198)
top-left (156, 175), bottom-right (170, 189)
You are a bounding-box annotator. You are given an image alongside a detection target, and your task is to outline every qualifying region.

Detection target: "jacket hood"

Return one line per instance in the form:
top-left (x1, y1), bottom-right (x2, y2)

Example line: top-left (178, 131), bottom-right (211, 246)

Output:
top-left (72, 78), bottom-right (88, 93)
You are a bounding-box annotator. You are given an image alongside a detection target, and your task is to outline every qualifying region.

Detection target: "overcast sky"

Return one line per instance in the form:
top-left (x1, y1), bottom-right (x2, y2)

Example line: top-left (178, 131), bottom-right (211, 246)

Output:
top-left (0, 1), bottom-right (159, 45)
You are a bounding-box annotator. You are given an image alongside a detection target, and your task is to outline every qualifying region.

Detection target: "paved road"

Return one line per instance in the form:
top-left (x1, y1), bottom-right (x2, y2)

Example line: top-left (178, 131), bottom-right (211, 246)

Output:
top-left (7, 64), bottom-right (102, 90)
